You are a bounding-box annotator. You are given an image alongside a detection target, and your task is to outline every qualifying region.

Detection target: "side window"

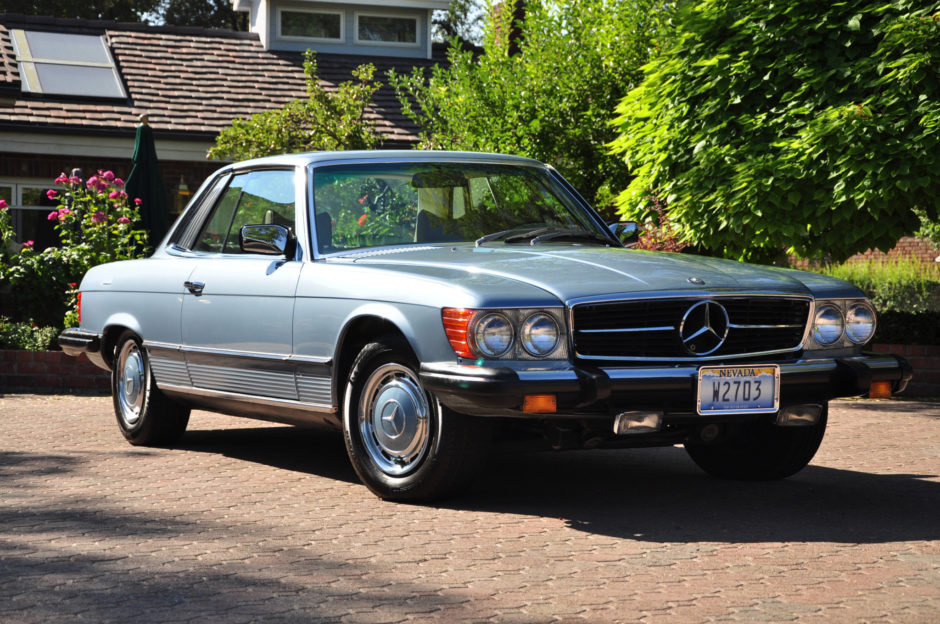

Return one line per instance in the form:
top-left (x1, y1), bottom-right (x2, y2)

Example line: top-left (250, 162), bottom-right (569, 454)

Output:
top-left (193, 170), bottom-right (295, 254)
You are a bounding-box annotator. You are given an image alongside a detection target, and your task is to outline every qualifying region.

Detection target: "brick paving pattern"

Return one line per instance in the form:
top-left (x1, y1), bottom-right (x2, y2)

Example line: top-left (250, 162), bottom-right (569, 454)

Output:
top-left (1, 394), bottom-right (938, 623)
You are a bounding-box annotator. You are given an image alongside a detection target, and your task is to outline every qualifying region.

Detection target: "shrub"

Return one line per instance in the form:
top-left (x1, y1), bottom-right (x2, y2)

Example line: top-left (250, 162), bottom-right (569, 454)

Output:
top-left (0, 317), bottom-right (59, 351)
top-left (815, 257), bottom-right (940, 314)
top-left (1, 170), bottom-right (149, 329)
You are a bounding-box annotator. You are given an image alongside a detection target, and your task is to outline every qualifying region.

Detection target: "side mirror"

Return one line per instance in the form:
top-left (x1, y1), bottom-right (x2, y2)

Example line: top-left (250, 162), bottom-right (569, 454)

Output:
top-left (240, 224), bottom-right (296, 257)
top-left (608, 221), bottom-right (640, 246)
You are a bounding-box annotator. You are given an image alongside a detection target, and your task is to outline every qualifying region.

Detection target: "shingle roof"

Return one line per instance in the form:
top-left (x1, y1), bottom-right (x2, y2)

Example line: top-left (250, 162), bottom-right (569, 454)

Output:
top-left (0, 14), bottom-right (445, 146)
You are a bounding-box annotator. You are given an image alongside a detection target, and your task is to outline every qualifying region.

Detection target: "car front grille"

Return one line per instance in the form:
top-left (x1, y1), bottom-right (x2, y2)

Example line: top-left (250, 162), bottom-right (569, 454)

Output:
top-left (571, 296), bottom-right (811, 360)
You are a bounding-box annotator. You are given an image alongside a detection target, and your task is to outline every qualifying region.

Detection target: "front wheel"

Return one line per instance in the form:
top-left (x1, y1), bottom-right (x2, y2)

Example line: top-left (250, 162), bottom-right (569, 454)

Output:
top-left (343, 337), bottom-right (489, 501)
top-left (684, 406), bottom-right (827, 480)
top-left (112, 331), bottom-right (190, 446)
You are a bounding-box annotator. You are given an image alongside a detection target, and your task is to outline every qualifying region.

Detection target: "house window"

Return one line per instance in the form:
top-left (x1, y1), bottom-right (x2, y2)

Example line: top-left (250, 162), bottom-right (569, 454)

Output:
top-left (278, 9), bottom-right (344, 42)
top-left (10, 30), bottom-right (126, 99)
top-left (0, 180), bottom-right (59, 251)
top-left (355, 13), bottom-right (419, 46)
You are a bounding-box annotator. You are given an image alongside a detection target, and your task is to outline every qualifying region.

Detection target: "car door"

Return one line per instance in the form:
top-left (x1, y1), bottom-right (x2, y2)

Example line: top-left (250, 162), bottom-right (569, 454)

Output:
top-left (180, 168), bottom-right (303, 401)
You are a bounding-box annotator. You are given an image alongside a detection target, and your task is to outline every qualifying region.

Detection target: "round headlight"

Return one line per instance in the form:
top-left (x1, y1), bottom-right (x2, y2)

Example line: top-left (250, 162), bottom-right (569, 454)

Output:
top-left (473, 313), bottom-right (513, 357)
top-left (520, 313), bottom-right (560, 357)
top-left (845, 303), bottom-right (876, 344)
top-left (812, 305), bottom-right (844, 345)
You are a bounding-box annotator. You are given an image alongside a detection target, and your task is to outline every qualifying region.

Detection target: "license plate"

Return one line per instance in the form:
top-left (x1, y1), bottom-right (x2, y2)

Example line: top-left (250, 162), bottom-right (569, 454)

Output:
top-left (697, 365), bottom-right (780, 415)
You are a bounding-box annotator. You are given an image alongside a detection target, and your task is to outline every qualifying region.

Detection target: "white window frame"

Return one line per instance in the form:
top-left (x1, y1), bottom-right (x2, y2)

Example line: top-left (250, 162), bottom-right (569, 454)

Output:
top-left (354, 11), bottom-right (421, 48)
top-left (0, 178), bottom-right (58, 243)
top-left (277, 7), bottom-right (345, 44)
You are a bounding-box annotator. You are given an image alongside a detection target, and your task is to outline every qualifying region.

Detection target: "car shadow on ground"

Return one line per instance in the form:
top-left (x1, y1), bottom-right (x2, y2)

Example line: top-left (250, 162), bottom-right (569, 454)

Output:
top-left (455, 444), bottom-right (940, 545)
top-left (176, 425), bottom-right (360, 485)
top-left (170, 424), bottom-right (940, 546)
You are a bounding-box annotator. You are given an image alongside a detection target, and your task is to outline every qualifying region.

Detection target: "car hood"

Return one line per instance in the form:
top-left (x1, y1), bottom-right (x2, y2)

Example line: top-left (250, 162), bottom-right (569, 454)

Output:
top-left (340, 245), bottom-right (860, 303)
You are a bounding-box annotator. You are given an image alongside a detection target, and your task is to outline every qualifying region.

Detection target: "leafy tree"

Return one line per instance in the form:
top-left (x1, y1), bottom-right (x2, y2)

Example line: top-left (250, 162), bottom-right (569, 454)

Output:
top-left (159, 0), bottom-right (247, 31)
top-left (390, 0), bottom-right (674, 212)
top-left (432, 0), bottom-right (485, 45)
top-left (610, 0), bottom-right (940, 263)
top-left (208, 52), bottom-right (382, 161)
top-left (3, 0), bottom-right (159, 21)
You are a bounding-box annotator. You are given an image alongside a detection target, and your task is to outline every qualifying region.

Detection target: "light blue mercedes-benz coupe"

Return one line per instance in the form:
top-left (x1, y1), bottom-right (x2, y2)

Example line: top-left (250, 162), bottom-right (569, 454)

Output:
top-left (59, 151), bottom-right (911, 500)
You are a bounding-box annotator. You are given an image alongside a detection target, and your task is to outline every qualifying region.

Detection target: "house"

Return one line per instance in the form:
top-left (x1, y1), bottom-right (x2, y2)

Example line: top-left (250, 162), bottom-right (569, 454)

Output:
top-left (0, 0), bottom-right (449, 249)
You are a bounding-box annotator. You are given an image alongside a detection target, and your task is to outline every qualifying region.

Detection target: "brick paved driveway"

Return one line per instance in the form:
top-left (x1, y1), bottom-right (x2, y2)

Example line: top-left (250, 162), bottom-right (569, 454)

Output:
top-left (1, 394), bottom-right (938, 623)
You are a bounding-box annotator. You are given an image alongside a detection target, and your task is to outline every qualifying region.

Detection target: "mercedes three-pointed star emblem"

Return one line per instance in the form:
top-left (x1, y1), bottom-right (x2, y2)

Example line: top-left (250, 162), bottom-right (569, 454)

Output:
top-left (679, 300), bottom-right (729, 356)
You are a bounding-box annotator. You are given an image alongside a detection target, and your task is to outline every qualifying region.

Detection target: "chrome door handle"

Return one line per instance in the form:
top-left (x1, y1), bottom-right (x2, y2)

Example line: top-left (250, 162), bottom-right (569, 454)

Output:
top-left (184, 280), bottom-right (205, 295)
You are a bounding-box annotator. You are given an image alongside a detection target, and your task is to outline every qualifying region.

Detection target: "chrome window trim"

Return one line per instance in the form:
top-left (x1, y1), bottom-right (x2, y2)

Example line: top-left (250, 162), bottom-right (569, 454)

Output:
top-left (144, 341), bottom-right (332, 367)
top-left (566, 291), bottom-right (814, 362)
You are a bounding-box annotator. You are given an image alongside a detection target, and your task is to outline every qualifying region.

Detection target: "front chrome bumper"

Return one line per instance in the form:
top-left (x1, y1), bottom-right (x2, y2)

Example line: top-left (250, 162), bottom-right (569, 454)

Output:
top-left (420, 353), bottom-right (913, 418)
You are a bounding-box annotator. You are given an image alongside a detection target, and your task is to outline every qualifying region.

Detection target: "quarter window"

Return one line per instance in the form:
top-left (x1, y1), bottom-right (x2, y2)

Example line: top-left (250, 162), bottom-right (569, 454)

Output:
top-left (194, 170), bottom-right (295, 254)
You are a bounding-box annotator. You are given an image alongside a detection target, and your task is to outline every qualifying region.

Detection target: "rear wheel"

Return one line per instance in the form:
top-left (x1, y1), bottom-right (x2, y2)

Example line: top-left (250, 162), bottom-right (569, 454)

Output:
top-left (112, 331), bottom-right (190, 446)
top-left (343, 337), bottom-right (490, 501)
top-left (684, 406), bottom-right (827, 480)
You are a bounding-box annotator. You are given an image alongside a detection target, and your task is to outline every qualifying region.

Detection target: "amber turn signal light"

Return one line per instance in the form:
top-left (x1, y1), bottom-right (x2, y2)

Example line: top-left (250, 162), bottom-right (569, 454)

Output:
top-left (523, 394), bottom-right (557, 414)
top-left (868, 381), bottom-right (892, 399)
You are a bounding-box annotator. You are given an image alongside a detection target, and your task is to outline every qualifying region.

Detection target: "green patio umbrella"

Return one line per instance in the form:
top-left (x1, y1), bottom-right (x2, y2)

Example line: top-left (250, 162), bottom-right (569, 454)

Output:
top-left (125, 115), bottom-right (170, 245)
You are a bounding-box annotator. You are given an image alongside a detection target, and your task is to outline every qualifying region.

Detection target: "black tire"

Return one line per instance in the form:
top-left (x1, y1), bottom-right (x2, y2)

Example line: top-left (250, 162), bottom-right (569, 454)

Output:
top-left (112, 330), bottom-right (190, 446)
top-left (684, 406), bottom-right (828, 480)
top-left (343, 336), bottom-right (490, 501)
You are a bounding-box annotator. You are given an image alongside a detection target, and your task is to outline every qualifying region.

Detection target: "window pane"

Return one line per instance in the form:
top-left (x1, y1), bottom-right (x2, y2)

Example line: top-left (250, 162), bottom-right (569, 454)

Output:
top-left (24, 31), bottom-right (110, 63)
top-left (34, 64), bottom-right (125, 98)
top-left (194, 171), bottom-right (295, 254)
top-left (282, 11), bottom-right (342, 40)
top-left (357, 15), bottom-right (417, 43)
top-left (21, 187), bottom-right (46, 207)
top-left (14, 208), bottom-right (58, 251)
top-left (0, 186), bottom-right (11, 203)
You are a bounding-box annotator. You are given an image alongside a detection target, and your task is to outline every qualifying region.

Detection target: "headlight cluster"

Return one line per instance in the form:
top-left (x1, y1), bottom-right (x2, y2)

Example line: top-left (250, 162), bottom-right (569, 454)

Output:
top-left (809, 299), bottom-right (877, 348)
top-left (442, 308), bottom-right (567, 360)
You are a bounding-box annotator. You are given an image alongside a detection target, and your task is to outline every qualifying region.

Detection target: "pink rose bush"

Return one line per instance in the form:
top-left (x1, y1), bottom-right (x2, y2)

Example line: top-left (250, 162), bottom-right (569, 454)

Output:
top-left (0, 169), bottom-right (150, 329)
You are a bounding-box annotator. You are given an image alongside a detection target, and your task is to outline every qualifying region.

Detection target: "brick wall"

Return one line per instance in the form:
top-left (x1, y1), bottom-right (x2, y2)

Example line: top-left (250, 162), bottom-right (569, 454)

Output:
top-left (2, 346), bottom-right (936, 398)
top-left (1, 350), bottom-right (110, 394)
top-left (850, 236), bottom-right (940, 265)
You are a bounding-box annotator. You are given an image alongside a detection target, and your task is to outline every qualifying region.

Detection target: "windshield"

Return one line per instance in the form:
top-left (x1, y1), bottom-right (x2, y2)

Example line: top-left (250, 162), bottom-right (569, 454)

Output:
top-left (311, 162), bottom-right (609, 253)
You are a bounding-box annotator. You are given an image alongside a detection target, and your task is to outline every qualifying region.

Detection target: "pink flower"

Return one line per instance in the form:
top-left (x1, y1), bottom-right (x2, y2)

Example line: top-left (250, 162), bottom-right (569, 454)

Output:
top-left (117, 216), bottom-right (131, 225)
top-left (358, 214), bottom-right (368, 226)
top-left (57, 208), bottom-right (71, 220)
top-left (101, 170), bottom-right (115, 182)
top-left (54, 173), bottom-right (68, 185)
top-left (358, 194), bottom-right (368, 205)
top-left (23, 240), bottom-right (33, 248)
top-left (69, 176), bottom-right (82, 185)
top-left (46, 189), bottom-right (58, 200)
top-left (108, 191), bottom-right (120, 199)
top-left (86, 175), bottom-right (99, 190)
top-left (97, 180), bottom-right (109, 193)
top-left (47, 211), bottom-right (58, 221)
top-left (0, 199), bottom-right (7, 210)
top-left (91, 211), bottom-right (106, 224)
top-left (134, 198), bottom-right (142, 205)
top-left (113, 178), bottom-right (124, 187)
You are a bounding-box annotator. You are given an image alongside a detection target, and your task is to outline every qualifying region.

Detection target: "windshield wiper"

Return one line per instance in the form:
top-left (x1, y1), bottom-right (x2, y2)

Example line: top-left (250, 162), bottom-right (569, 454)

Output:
top-left (476, 226), bottom-right (612, 247)
top-left (527, 229), bottom-right (612, 245)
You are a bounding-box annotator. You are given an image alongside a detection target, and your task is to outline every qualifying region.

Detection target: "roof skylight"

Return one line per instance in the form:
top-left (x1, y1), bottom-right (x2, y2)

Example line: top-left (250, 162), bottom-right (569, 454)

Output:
top-left (11, 29), bottom-right (127, 99)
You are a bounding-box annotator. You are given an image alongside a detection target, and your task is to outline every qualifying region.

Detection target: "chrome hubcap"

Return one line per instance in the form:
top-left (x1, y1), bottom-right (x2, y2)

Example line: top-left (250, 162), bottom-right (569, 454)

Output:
top-left (359, 363), bottom-right (430, 476)
top-left (117, 342), bottom-right (145, 426)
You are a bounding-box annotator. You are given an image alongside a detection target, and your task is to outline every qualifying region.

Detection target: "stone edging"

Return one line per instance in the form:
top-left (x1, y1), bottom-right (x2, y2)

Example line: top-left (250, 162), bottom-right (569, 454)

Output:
top-left (1, 346), bottom-right (937, 397)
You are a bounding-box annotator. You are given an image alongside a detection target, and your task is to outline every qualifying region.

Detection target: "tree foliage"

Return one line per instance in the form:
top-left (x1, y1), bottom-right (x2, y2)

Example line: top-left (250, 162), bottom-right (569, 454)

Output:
top-left (611, 0), bottom-right (940, 263)
top-left (208, 52), bottom-right (381, 161)
top-left (3, 0), bottom-right (159, 21)
top-left (390, 0), bottom-right (673, 212)
top-left (159, 0), bottom-right (247, 31)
